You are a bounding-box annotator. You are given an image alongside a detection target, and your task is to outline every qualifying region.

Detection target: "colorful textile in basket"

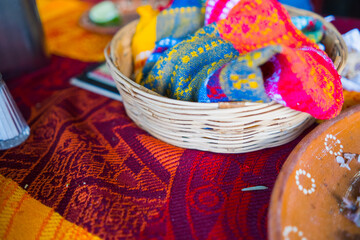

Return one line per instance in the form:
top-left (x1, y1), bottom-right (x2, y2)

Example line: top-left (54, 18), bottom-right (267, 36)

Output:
top-left (207, 1), bottom-right (325, 52)
top-left (141, 23), bottom-right (241, 101)
top-left (200, 46), bottom-right (278, 103)
top-left (263, 46), bottom-right (343, 119)
top-left (214, 0), bottom-right (318, 53)
top-left (131, 0), bottom-right (205, 81)
top-left (214, 0), bottom-right (342, 119)
top-left (134, 0), bottom-right (342, 119)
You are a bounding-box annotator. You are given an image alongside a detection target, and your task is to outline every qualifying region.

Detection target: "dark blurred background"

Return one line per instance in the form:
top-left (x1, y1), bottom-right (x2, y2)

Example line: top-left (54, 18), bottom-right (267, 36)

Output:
top-left (87, 0), bottom-right (360, 18)
top-left (320, 0), bottom-right (360, 18)
top-left (281, 0), bottom-right (360, 17)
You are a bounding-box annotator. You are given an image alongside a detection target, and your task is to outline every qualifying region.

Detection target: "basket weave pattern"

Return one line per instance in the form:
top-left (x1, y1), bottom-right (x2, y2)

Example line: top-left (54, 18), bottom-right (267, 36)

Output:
top-left (105, 6), bottom-right (347, 153)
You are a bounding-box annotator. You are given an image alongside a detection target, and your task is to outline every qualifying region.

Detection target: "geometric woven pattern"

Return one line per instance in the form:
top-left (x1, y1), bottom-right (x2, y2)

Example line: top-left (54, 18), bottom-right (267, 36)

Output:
top-left (0, 56), bottom-right (310, 238)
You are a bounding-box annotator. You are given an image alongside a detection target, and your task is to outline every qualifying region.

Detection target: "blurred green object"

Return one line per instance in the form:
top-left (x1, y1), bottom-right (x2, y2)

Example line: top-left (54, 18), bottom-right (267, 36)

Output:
top-left (89, 1), bottom-right (122, 26)
top-left (291, 16), bottom-right (324, 43)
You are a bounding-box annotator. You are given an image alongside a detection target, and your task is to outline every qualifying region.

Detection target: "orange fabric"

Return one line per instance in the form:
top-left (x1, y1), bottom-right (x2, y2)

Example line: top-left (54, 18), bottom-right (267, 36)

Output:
top-left (0, 174), bottom-right (101, 240)
top-left (36, 0), bottom-right (112, 62)
top-left (217, 0), bottom-right (318, 54)
top-left (1, 87), bottom-right (186, 238)
top-left (343, 90), bottom-right (360, 110)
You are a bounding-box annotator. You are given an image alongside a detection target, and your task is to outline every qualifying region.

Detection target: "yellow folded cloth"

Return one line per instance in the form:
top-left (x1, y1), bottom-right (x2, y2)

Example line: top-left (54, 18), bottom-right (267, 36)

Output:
top-left (0, 175), bottom-right (100, 240)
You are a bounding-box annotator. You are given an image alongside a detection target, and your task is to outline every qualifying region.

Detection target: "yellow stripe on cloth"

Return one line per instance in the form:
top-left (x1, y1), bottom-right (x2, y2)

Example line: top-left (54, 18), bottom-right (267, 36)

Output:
top-left (0, 175), bottom-right (100, 240)
top-left (36, 0), bottom-right (112, 62)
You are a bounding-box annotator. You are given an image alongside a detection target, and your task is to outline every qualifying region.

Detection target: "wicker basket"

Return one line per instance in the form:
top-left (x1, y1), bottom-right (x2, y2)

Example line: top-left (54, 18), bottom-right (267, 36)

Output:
top-left (104, 6), bottom-right (347, 153)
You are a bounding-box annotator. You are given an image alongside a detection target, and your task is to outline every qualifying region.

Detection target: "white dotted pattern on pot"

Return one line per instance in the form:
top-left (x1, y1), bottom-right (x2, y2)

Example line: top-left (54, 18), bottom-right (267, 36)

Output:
top-left (324, 134), bottom-right (343, 156)
top-left (295, 169), bottom-right (316, 195)
top-left (283, 226), bottom-right (307, 240)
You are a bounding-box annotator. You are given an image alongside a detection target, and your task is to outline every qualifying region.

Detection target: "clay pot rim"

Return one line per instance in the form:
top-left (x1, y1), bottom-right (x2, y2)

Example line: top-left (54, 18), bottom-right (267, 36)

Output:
top-left (268, 104), bottom-right (360, 240)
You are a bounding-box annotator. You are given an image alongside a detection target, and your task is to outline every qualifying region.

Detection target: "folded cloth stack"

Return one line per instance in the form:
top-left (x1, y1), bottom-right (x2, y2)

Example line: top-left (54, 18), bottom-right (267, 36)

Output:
top-left (131, 0), bottom-right (343, 119)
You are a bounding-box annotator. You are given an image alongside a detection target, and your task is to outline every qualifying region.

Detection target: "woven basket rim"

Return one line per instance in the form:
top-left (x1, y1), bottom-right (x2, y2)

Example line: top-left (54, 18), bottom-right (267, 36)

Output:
top-left (103, 4), bottom-right (347, 153)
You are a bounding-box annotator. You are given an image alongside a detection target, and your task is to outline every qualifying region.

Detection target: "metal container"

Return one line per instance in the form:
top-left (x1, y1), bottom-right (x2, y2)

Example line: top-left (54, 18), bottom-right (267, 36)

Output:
top-left (0, 73), bottom-right (30, 150)
top-left (0, 0), bottom-right (49, 80)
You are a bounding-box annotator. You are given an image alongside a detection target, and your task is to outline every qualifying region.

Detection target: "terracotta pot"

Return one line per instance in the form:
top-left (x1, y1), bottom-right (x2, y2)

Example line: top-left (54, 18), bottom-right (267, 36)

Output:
top-left (269, 105), bottom-right (360, 240)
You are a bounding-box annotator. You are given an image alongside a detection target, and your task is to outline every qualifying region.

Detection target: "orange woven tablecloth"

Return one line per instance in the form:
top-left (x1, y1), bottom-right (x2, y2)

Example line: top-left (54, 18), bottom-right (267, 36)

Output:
top-left (0, 175), bottom-right (100, 239)
top-left (36, 0), bottom-right (112, 62)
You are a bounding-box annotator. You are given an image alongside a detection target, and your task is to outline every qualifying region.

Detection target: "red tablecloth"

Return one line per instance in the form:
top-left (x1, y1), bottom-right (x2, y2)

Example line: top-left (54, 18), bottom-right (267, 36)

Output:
top-left (0, 15), bottom-right (359, 240)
